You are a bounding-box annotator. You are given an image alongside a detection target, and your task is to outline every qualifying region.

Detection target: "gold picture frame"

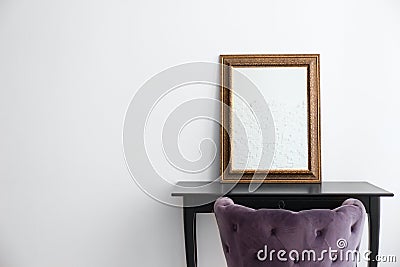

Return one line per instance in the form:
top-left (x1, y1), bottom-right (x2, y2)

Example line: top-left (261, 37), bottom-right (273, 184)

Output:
top-left (220, 54), bottom-right (321, 183)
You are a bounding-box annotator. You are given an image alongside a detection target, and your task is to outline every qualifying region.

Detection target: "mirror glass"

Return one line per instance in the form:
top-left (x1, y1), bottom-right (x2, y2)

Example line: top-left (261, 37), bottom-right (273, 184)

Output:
top-left (232, 67), bottom-right (309, 170)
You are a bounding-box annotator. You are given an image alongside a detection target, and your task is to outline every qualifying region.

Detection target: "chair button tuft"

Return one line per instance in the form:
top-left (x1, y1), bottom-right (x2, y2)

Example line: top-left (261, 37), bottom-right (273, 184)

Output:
top-left (316, 230), bottom-right (323, 237)
top-left (225, 244), bottom-right (230, 253)
top-left (233, 224), bottom-right (238, 232)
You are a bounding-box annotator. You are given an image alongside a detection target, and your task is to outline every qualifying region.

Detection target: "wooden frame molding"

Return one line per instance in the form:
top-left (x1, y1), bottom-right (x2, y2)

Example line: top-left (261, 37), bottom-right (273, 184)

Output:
top-left (220, 54), bottom-right (321, 183)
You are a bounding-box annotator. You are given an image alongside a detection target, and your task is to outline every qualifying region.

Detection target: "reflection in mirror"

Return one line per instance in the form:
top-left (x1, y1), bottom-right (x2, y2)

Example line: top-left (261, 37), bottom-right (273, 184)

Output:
top-left (232, 67), bottom-right (308, 170)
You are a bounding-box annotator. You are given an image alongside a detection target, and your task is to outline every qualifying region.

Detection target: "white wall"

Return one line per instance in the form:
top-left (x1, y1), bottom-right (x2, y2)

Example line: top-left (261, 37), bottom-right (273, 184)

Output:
top-left (1, 0), bottom-right (399, 266)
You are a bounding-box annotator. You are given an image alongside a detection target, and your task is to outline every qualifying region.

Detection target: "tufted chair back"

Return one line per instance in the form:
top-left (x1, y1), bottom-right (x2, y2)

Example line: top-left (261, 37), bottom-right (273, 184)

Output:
top-left (214, 197), bottom-right (366, 267)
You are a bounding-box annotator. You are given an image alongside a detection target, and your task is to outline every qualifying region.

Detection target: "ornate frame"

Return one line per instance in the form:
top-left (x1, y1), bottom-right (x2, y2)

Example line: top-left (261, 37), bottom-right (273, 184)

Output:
top-left (220, 54), bottom-right (321, 183)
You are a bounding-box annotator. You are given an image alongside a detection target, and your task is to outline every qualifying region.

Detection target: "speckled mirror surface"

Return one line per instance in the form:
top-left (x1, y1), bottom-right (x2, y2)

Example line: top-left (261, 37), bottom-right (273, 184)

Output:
top-left (232, 67), bottom-right (308, 170)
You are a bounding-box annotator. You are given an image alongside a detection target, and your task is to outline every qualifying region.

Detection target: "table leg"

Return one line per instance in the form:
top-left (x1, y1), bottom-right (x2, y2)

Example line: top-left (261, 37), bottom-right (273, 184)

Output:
top-left (368, 197), bottom-right (380, 267)
top-left (184, 207), bottom-right (197, 267)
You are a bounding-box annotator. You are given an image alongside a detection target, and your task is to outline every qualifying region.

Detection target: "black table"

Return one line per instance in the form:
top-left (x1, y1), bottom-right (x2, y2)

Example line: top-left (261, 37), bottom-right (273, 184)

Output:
top-left (172, 181), bottom-right (393, 267)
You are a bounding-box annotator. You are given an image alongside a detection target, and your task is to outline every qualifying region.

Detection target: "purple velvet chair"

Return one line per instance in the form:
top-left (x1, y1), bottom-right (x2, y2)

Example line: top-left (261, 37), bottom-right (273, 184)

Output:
top-left (214, 197), bottom-right (366, 267)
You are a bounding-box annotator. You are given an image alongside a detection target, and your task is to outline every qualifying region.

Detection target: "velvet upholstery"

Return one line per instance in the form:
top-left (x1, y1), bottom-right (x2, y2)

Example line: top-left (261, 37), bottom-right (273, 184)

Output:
top-left (214, 197), bottom-right (366, 267)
